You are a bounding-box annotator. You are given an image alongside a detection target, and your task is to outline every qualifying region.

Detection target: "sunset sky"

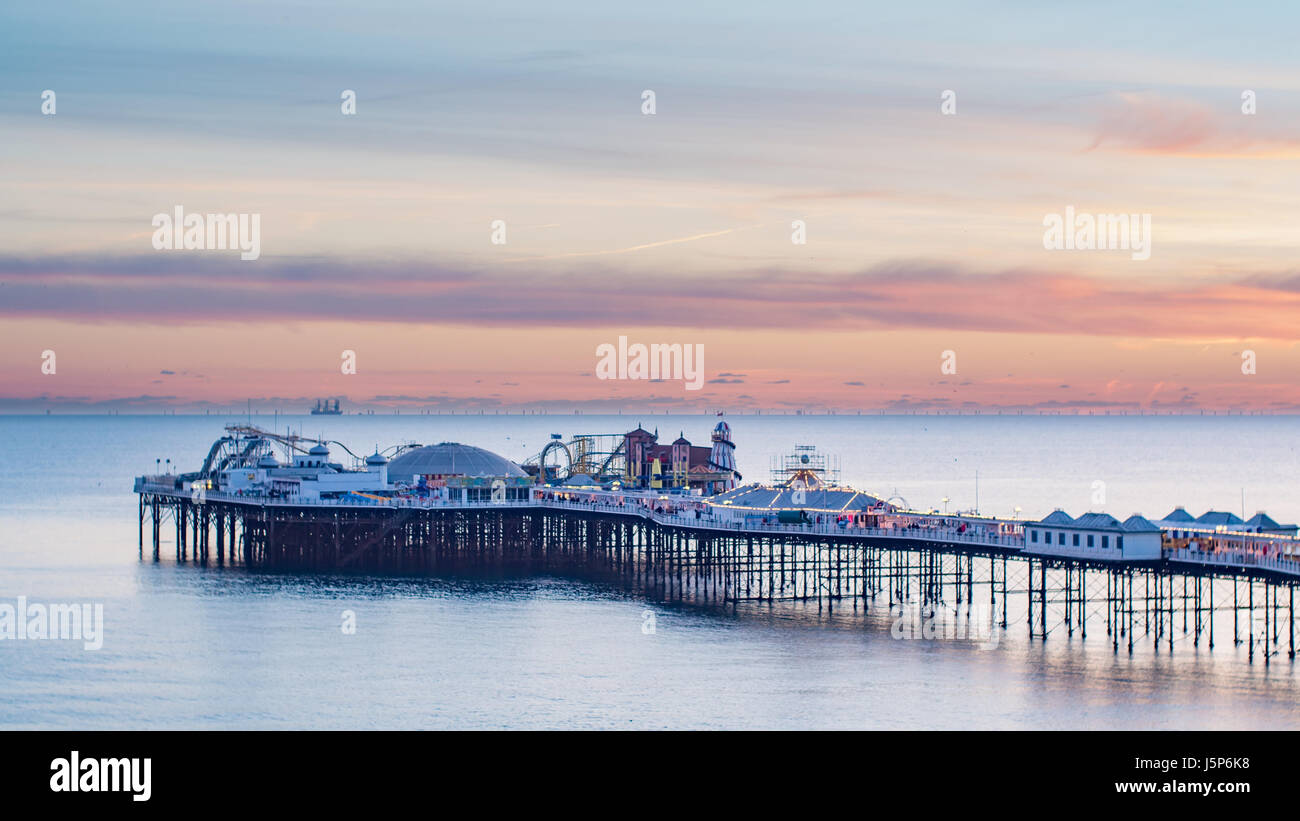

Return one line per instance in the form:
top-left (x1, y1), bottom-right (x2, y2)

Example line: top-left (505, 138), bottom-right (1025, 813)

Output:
top-left (3, 0), bottom-right (1300, 412)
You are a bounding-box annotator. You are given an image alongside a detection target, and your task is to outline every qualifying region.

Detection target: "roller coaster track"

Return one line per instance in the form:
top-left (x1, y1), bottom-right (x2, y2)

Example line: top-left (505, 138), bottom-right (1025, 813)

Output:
top-left (595, 437), bottom-right (627, 478)
top-left (525, 434), bottom-right (628, 481)
top-left (537, 439), bottom-right (574, 480)
top-left (206, 425), bottom-right (422, 473)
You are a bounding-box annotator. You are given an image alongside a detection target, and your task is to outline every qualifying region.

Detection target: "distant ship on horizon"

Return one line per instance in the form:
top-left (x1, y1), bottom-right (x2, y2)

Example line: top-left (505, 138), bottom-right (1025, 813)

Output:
top-left (310, 398), bottom-right (342, 415)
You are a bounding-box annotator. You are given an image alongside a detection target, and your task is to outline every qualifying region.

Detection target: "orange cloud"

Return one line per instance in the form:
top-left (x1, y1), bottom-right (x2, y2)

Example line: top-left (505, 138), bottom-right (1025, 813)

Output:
top-left (1084, 92), bottom-right (1300, 157)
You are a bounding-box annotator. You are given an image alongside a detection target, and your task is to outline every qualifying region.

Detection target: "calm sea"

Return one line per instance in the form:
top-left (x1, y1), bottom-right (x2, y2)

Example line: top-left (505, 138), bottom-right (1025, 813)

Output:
top-left (2, 413), bottom-right (1298, 729)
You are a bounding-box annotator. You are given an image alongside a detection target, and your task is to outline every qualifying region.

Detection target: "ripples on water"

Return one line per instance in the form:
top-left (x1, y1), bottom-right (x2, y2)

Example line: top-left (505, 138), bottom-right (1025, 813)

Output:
top-left (1, 415), bottom-right (1298, 729)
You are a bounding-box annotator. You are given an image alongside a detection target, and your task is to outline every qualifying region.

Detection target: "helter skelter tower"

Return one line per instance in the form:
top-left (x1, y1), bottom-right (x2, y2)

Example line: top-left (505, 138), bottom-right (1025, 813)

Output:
top-left (769, 444), bottom-right (840, 489)
top-left (709, 420), bottom-right (738, 490)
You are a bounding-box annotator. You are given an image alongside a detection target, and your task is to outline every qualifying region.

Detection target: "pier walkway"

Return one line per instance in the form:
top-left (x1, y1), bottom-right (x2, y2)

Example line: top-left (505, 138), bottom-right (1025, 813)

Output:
top-left (135, 479), bottom-right (1299, 579)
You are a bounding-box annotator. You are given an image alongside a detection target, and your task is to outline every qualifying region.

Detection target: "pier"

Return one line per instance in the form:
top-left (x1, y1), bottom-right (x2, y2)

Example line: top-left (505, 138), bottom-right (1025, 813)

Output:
top-left (135, 481), bottom-right (1300, 665)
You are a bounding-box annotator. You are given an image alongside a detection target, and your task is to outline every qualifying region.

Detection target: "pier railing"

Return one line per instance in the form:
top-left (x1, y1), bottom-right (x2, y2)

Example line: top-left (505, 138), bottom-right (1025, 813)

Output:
top-left (534, 497), bottom-right (1024, 549)
top-left (1166, 546), bottom-right (1300, 577)
top-left (146, 488), bottom-right (539, 510)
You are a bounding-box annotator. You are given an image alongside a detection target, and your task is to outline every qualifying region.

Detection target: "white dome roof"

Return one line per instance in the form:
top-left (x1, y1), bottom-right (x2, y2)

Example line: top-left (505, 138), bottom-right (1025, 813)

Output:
top-left (387, 442), bottom-right (526, 479)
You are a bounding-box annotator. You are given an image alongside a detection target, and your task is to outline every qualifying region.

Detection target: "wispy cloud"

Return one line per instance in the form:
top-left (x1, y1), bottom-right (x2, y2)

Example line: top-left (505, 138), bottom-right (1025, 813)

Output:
top-left (1085, 92), bottom-right (1300, 157)
top-left (5, 254), bottom-right (1300, 340)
